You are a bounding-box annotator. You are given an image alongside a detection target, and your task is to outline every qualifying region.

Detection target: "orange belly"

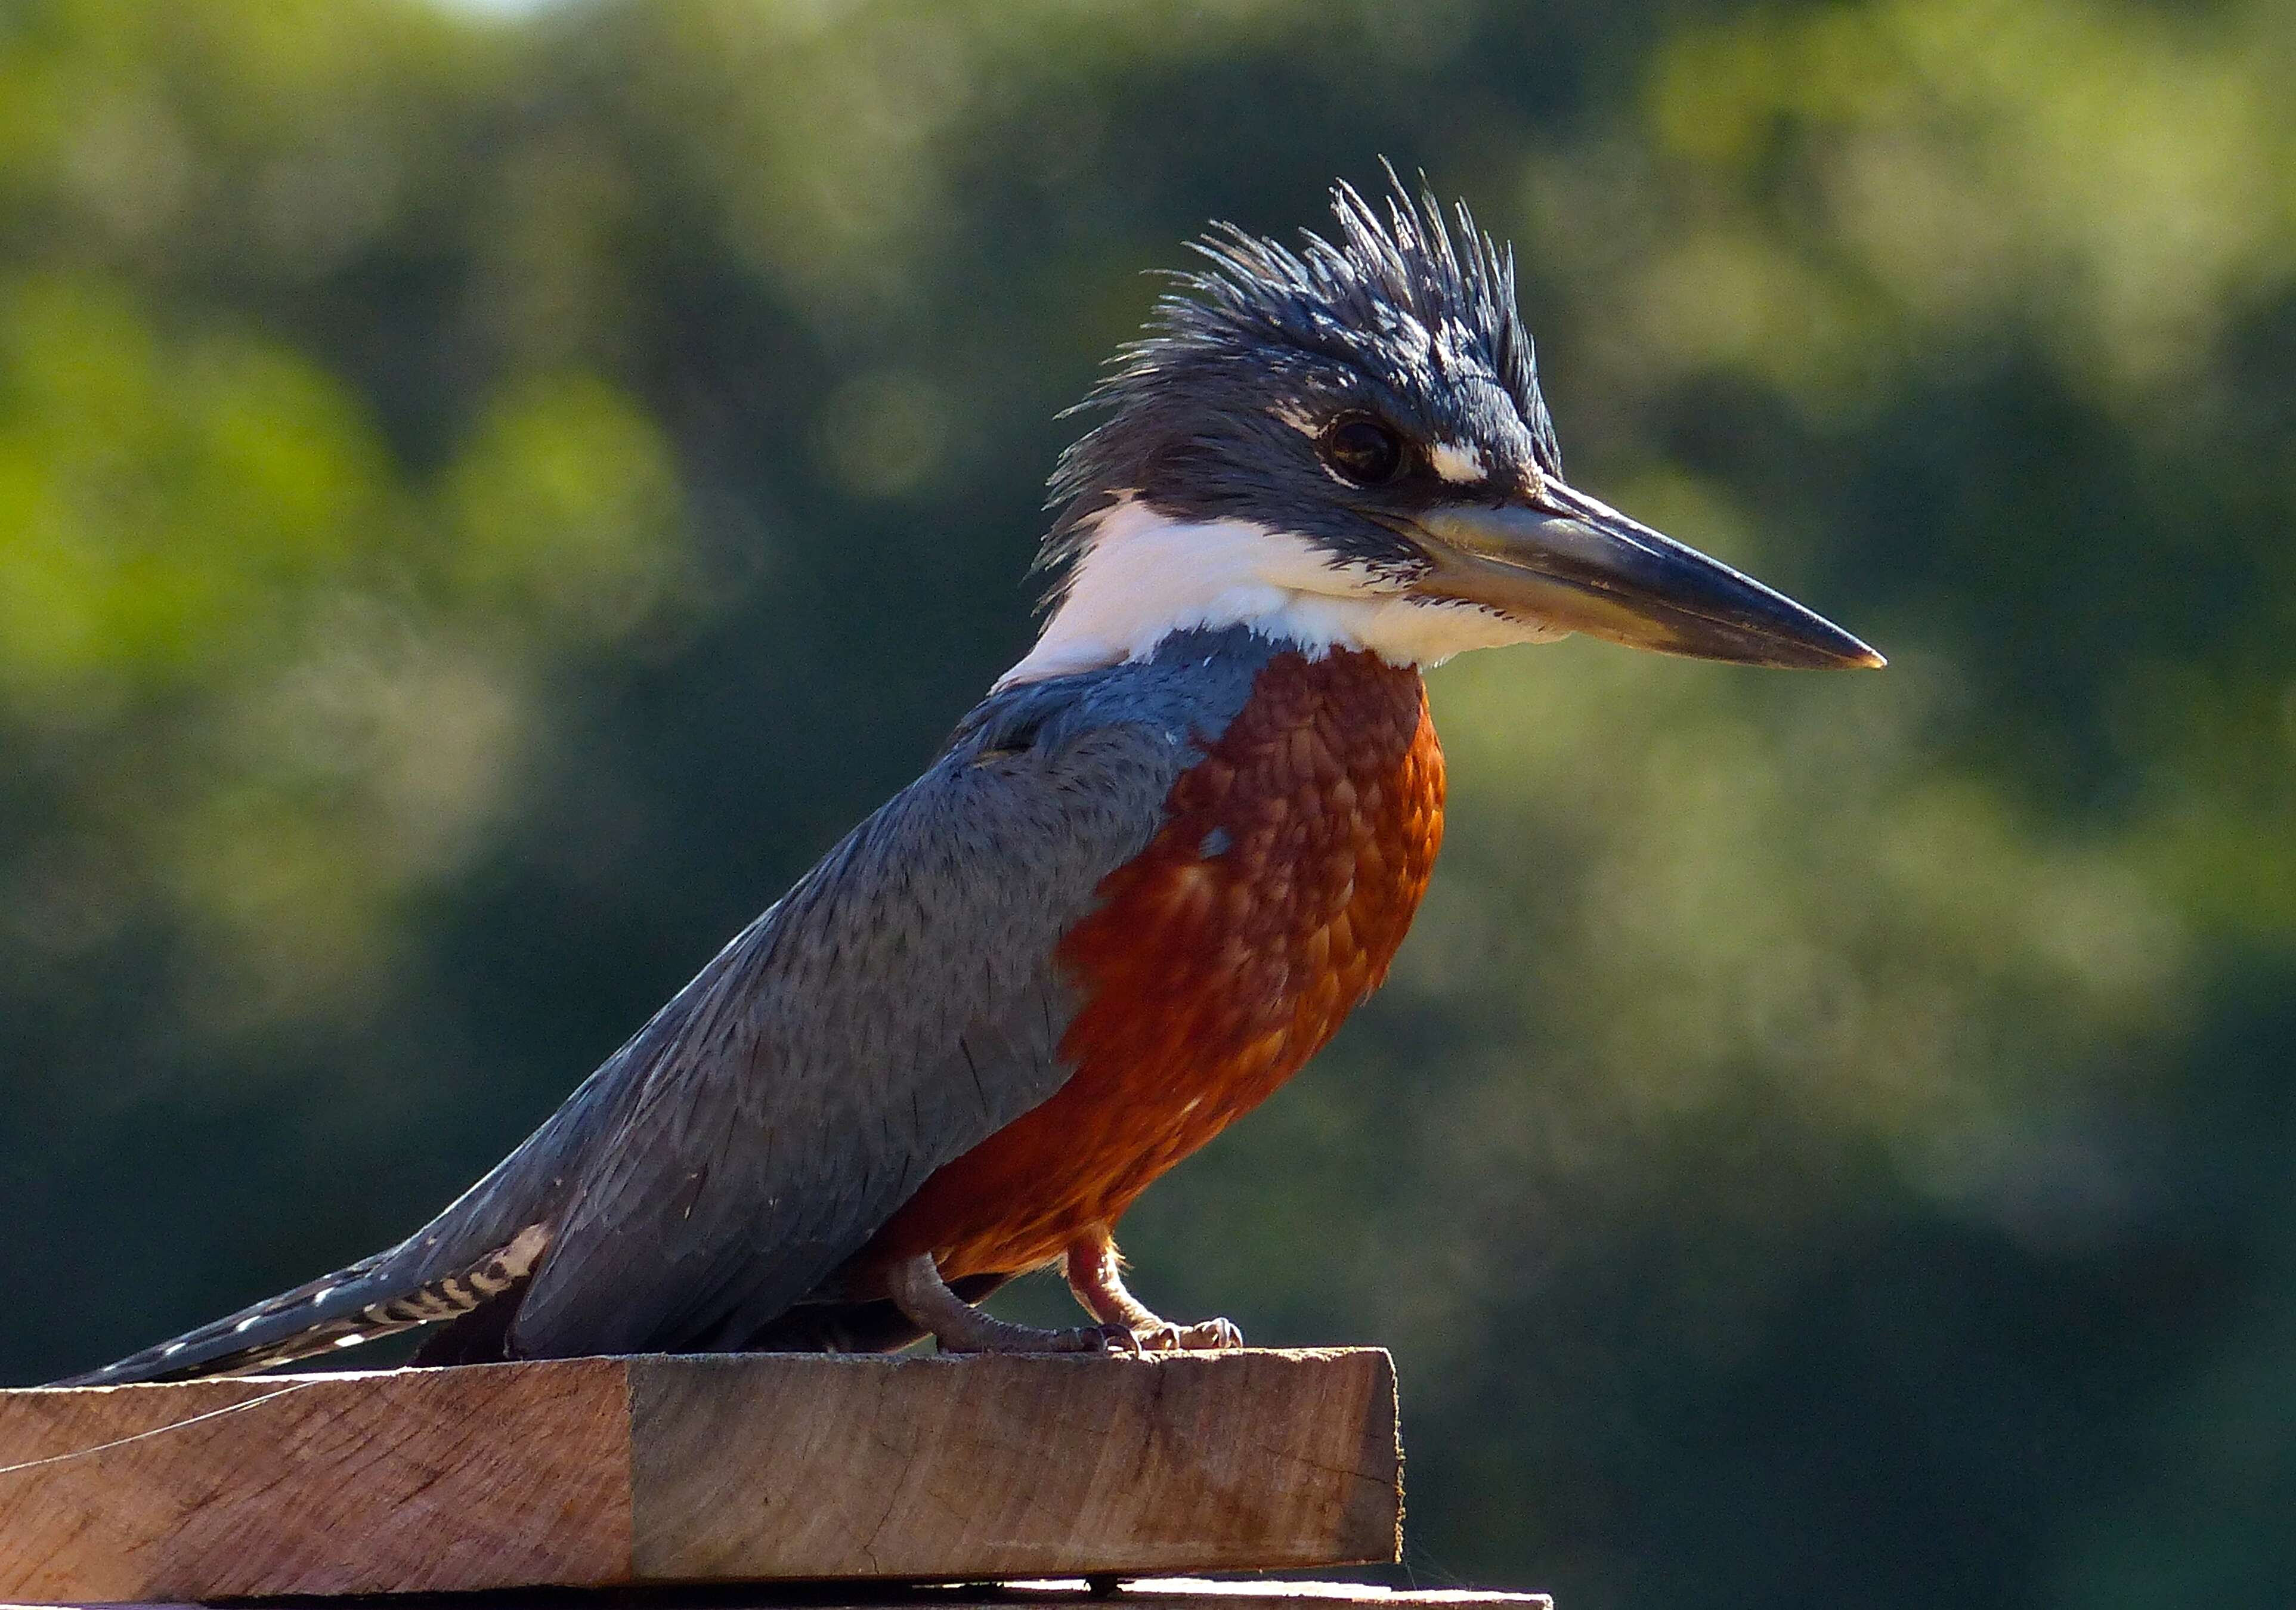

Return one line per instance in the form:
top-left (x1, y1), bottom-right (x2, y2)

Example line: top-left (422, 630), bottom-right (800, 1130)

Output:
top-left (868, 646), bottom-right (1445, 1278)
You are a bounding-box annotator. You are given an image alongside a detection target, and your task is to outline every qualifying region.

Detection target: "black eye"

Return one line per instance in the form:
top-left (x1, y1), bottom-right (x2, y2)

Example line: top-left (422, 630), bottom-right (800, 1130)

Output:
top-left (1321, 416), bottom-right (1406, 486)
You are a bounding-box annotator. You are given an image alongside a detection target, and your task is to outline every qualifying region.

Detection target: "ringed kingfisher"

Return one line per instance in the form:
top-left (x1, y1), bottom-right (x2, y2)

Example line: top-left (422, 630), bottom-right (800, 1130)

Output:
top-left (59, 177), bottom-right (1879, 1385)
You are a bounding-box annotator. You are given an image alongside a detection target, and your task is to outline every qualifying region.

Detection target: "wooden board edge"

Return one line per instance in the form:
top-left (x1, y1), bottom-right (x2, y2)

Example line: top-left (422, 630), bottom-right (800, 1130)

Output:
top-left (0, 1358), bottom-right (639, 1600)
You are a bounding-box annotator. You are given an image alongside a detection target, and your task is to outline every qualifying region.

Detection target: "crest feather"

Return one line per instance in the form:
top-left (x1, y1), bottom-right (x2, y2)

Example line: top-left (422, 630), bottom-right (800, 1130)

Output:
top-left (1036, 166), bottom-right (1560, 609)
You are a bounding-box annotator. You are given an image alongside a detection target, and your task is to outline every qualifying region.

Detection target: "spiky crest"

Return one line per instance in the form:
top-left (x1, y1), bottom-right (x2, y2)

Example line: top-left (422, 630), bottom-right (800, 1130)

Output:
top-left (1036, 168), bottom-right (1560, 611)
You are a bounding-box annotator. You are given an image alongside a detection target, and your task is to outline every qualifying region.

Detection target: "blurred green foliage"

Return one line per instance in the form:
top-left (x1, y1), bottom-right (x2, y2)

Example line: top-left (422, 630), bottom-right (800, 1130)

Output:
top-left (3, 2), bottom-right (2292, 1606)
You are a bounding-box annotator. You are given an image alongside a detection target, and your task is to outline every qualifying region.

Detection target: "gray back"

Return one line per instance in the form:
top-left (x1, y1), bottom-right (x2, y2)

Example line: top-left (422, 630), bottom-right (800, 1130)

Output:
top-left (372, 627), bottom-right (1280, 1355)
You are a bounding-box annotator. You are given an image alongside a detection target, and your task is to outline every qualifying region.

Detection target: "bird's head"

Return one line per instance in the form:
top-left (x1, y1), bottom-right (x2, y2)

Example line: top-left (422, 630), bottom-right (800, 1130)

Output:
top-left (1000, 175), bottom-right (1881, 688)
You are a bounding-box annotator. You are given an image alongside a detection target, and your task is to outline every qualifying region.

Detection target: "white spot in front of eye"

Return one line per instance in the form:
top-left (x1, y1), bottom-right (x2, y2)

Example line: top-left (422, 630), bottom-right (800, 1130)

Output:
top-left (1271, 404), bottom-right (1319, 435)
top-left (1430, 441), bottom-right (1487, 484)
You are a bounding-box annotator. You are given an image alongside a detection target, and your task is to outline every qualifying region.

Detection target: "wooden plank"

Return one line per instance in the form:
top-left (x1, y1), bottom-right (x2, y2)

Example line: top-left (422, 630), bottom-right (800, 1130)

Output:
top-left (630, 1349), bottom-right (1400, 1579)
top-left (10, 1581), bottom-right (1551, 1610)
top-left (0, 1357), bottom-right (630, 1602)
top-left (0, 1349), bottom-right (1400, 1602)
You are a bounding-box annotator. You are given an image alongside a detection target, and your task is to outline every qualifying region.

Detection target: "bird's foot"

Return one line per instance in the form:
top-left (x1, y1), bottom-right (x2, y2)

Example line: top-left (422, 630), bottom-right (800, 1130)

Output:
top-left (942, 1314), bottom-right (1241, 1355)
top-left (936, 1313), bottom-right (1138, 1355)
top-left (1122, 1315), bottom-right (1245, 1352)
top-left (1061, 1228), bottom-right (1247, 1352)
top-left (886, 1253), bottom-right (1142, 1355)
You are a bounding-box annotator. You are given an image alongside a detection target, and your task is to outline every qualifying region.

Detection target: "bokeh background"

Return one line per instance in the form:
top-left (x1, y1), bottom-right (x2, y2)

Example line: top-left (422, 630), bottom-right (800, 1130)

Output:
top-left (4, 1), bottom-right (2294, 1604)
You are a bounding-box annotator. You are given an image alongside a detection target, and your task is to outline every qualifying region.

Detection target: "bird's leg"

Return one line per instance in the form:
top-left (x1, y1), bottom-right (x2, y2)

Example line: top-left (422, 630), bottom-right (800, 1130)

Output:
top-left (1063, 1227), bottom-right (1243, 1352)
top-left (884, 1252), bottom-right (1129, 1354)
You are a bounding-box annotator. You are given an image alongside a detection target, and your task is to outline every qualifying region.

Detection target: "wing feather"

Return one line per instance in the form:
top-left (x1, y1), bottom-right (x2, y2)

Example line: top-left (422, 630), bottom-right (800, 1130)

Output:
top-left (502, 708), bottom-right (1197, 1355)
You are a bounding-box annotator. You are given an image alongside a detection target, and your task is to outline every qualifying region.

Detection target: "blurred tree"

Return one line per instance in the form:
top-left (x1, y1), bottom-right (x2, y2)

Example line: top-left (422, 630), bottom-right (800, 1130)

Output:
top-left (2, 2), bottom-right (2291, 1606)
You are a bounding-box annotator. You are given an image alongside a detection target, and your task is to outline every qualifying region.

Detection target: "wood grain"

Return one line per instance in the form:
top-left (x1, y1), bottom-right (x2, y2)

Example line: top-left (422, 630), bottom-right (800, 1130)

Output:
top-left (0, 1349), bottom-right (1399, 1602)
top-left (630, 1348), bottom-right (1399, 1579)
top-left (17, 1581), bottom-right (1549, 1610)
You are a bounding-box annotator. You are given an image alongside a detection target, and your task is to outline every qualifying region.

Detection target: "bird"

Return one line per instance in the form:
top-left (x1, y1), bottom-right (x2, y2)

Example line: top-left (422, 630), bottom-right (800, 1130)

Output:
top-left (57, 175), bottom-right (1880, 1386)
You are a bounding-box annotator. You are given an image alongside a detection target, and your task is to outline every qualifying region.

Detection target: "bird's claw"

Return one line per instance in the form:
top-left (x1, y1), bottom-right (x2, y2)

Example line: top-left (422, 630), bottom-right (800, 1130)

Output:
top-left (1127, 1315), bottom-right (1245, 1352)
top-left (943, 1318), bottom-right (1241, 1355)
top-left (936, 1320), bottom-right (1136, 1355)
top-left (1077, 1323), bottom-right (1143, 1355)
top-left (1032, 1323), bottom-right (1140, 1354)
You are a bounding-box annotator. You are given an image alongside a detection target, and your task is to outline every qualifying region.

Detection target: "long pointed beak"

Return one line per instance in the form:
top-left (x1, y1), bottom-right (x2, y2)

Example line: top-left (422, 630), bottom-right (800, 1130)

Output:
top-left (1407, 483), bottom-right (1883, 670)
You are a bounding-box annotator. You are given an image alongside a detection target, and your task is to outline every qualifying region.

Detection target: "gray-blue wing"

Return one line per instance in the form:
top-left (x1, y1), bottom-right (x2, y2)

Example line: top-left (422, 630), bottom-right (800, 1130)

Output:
top-left (487, 703), bottom-right (1199, 1356)
top-left (54, 630), bottom-right (1277, 1385)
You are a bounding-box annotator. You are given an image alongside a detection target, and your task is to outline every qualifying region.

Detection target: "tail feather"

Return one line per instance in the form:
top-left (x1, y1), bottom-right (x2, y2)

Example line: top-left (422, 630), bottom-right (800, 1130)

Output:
top-left (53, 1225), bottom-right (549, 1386)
